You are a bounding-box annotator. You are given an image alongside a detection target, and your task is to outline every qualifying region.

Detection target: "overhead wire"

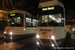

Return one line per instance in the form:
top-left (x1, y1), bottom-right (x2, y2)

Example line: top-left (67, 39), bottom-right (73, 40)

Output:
top-left (5, 0), bottom-right (10, 10)
top-left (10, 0), bottom-right (15, 9)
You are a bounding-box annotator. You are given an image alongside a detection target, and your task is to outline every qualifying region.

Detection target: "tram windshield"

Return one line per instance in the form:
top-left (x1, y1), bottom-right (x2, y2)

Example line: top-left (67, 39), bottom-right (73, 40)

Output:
top-left (38, 13), bottom-right (64, 27)
top-left (7, 16), bottom-right (23, 27)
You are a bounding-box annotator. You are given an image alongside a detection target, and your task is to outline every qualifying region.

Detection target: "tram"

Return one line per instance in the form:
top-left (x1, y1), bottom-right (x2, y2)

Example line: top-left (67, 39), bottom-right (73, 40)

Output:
top-left (36, 0), bottom-right (66, 47)
top-left (4, 10), bottom-right (37, 40)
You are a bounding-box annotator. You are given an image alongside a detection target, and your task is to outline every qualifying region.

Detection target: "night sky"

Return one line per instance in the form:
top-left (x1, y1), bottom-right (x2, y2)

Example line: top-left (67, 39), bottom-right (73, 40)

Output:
top-left (62, 0), bottom-right (75, 10)
top-left (0, 0), bottom-right (75, 15)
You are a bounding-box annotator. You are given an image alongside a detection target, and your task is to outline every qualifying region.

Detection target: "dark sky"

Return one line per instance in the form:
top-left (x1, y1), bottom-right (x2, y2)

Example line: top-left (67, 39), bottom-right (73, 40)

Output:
top-left (62, 0), bottom-right (75, 10)
top-left (0, 0), bottom-right (75, 15)
top-left (0, 0), bottom-right (75, 10)
top-left (0, 0), bottom-right (39, 16)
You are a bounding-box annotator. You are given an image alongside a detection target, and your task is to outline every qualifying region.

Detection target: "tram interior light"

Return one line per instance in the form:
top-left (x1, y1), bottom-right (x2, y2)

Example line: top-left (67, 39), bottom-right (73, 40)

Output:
top-left (49, 15), bottom-right (55, 20)
top-left (49, 15), bottom-right (61, 23)
top-left (12, 22), bottom-right (14, 24)
top-left (33, 19), bottom-right (37, 21)
top-left (18, 17), bottom-right (20, 19)
top-left (26, 18), bottom-right (31, 20)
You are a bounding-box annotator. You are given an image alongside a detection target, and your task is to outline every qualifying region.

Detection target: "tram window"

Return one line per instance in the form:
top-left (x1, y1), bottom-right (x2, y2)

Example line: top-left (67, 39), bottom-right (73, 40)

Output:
top-left (42, 15), bottom-right (48, 23)
top-left (38, 13), bottom-right (64, 27)
top-left (7, 16), bottom-right (23, 27)
top-left (32, 19), bottom-right (38, 26)
top-left (25, 17), bottom-right (31, 27)
top-left (49, 14), bottom-right (61, 23)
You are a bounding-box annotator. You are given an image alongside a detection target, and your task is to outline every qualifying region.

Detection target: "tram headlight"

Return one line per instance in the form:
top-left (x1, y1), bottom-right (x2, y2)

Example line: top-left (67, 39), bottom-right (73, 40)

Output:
top-left (50, 36), bottom-right (55, 40)
top-left (23, 28), bottom-right (25, 31)
top-left (9, 32), bottom-right (12, 35)
top-left (36, 35), bottom-right (41, 38)
top-left (4, 32), bottom-right (6, 34)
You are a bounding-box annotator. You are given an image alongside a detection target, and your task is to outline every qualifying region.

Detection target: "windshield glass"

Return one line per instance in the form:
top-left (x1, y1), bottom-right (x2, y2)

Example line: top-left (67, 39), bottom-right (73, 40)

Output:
top-left (38, 13), bottom-right (64, 27)
top-left (7, 16), bottom-right (23, 27)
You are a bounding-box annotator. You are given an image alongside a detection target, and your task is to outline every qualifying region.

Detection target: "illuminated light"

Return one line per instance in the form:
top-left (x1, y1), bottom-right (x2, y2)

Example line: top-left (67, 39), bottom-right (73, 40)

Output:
top-left (0, 10), bottom-right (8, 13)
top-left (48, 7), bottom-right (54, 10)
top-left (4, 32), bottom-right (6, 34)
top-left (49, 15), bottom-right (56, 20)
top-left (42, 8), bottom-right (47, 11)
top-left (10, 37), bottom-right (12, 39)
top-left (37, 42), bottom-right (39, 45)
top-left (4, 36), bottom-right (6, 38)
top-left (50, 36), bottom-right (55, 40)
top-left (72, 28), bottom-right (75, 31)
top-left (10, 32), bottom-right (12, 35)
top-left (58, 18), bottom-right (61, 20)
top-left (18, 17), bottom-right (20, 19)
top-left (10, 14), bottom-right (15, 16)
top-left (42, 7), bottom-right (54, 11)
top-left (36, 35), bottom-right (41, 38)
top-left (52, 44), bottom-right (54, 47)
top-left (33, 19), bottom-right (37, 21)
top-left (12, 22), bottom-right (14, 24)
top-left (56, 20), bottom-right (60, 23)
top-left (26, 18), bottom-right (31, 20)
top-left (23, 28), bottom-right (25, 31)
top-left (0, 13), bottom-right (2, 17)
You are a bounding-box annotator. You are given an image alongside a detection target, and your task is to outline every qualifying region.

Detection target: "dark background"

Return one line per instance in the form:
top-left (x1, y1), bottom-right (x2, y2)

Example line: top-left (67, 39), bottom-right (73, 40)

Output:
top-left (0, 0), bottom-right (75, 15)
top-left (0, 0), bottom-right (39, 16)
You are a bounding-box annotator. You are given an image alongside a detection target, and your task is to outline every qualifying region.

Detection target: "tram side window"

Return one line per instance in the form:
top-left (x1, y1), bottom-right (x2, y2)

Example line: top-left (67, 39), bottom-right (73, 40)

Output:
top-left (25, 17), bottom-right (32, 27)
top-left (25, 15), bottom-right (37, 27)
top-left (32, 19), bottom-right (38, 26)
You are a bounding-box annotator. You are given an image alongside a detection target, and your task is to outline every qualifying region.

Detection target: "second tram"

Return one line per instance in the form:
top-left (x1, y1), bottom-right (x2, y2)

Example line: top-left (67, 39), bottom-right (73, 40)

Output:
top-left (36, 0), bottom-right (66, 47)
top-left (4, 10), bottom-right (37, 40)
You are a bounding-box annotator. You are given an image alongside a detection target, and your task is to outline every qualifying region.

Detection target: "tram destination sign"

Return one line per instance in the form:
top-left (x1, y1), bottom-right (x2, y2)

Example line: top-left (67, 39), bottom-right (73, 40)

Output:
top-left (42, 7), bottom-right (54, 11)
top-left (10, 14), bottom-right (16, 16)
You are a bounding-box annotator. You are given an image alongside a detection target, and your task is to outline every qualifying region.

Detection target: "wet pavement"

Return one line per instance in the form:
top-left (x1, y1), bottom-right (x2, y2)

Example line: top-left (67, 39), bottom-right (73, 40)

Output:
top-left (0, 34), bottom-right (36, 50)
top-left (0, 32), bottom-right (75, 50)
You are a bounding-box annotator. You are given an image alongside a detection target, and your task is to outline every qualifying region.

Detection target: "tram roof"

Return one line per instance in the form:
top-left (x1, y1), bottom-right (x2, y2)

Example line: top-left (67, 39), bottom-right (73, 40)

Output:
top-left (8, 10), bottom-right (32, 16)
top-left (39, 0), bottom-right (64, 8)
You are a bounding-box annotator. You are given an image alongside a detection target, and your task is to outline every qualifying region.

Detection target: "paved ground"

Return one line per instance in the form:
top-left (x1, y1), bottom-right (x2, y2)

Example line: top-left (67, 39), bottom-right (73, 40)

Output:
top-left (0, 31), bottom-right (75, 50)
top-left (0, 35), bottom-right (36, 50)
top-left (0, 34), bottom-right (4, 38)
